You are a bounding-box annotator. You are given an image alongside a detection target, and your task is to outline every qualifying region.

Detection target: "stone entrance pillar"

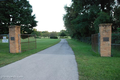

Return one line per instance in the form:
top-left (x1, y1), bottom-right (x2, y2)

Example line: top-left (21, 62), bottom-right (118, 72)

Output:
top-left (99, 23), bottom-right (112, 57)
top-left (9, 25), bottom-right (21, 53)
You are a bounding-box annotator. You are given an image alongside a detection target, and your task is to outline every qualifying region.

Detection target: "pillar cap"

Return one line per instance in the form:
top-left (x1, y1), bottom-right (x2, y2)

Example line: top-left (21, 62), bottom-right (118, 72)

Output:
top-left (99, 23), bottom-right (112, 27)
top-left (9, 25), bottom-right (21, 28)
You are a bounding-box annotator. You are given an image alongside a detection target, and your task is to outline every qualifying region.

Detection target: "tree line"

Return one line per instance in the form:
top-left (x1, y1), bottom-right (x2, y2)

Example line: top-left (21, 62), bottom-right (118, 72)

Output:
top-left (32, 29), bottom-right (68, 38)
top-left (63, 0), bottom-right (120, 39)
top-left (0, 0), bottom-right (37, 34)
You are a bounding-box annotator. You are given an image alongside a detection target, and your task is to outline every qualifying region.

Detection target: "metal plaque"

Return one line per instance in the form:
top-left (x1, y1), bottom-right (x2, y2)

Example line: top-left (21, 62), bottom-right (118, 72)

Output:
top-left (11, 37), bottom-right (15, 40)
top-left (103, 37), bottom-right (109, 41)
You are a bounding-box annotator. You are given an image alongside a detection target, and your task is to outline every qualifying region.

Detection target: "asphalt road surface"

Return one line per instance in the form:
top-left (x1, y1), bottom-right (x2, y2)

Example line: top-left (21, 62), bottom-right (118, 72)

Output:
top-left (0, 39), bottom-right (78, 80)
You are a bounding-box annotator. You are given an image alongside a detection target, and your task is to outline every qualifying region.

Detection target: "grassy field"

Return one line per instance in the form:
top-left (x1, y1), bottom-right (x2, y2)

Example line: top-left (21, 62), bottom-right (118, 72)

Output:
top-left (67, 39), bottom-right (120, 80)
top-left (0, 39), bottom-right (60, 67)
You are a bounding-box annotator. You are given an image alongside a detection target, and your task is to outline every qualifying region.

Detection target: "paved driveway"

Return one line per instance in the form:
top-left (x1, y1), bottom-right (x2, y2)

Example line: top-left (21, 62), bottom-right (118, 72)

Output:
top-left (0, 39), bottom-right (78, 80)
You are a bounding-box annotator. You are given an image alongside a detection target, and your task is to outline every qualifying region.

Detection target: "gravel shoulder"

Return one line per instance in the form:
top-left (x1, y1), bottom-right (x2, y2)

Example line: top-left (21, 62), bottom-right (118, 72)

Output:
top-left (0, 39), bottom-right (78, 80)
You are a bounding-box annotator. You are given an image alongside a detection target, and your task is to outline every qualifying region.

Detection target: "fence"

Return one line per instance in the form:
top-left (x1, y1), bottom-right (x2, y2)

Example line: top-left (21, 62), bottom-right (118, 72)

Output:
top-left (19, 34), bottom-right (36, 52)
top-left (91, 33), bottom-right (120, 57)
top-left (0, 34), bottom-right (9, 53)
top-left (79, 37), bottom-right (91, 44)
top-left (111, 33), bottom-right (120, 56)
top-left (91, 33), bottom-right (99, 53)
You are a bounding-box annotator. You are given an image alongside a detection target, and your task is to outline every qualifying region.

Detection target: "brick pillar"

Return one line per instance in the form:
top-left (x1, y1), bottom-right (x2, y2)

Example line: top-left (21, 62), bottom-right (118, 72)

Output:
top-left (9, 25), bottom-right (21, 53)
top-left (99, 23), bottom-right (112, 57)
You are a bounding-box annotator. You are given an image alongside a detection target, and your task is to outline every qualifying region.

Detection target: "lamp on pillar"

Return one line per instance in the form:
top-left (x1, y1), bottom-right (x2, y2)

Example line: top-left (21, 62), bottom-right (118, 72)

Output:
top-left (9, 25), bottom-right (21, 53)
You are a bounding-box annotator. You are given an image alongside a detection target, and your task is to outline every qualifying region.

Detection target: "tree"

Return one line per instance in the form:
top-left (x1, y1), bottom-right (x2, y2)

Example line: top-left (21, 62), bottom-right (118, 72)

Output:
top-left (59, 30), bottom-right (67, 37)
top-left (94, 12), bottom-right (112, 33)
top-left (113, 6), bottom-right (120, 31)
top-left (0, 0), bottom-right (37, 34)
top-left (42, 31), bottom-right (49, 38)
top-left (63, 0), bottom-right (119, 39)
top-left (32, 29), bottom-right (40, 37)
top-left (50, 31), bottom-right (57, 37)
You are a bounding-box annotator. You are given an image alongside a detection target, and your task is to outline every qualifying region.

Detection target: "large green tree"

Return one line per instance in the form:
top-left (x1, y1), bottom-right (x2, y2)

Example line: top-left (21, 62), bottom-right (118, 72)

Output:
top-left (64, 0), bottom-right (120, 39)
top-left (0, 0), bottom-right (37, 34)
top-left (113, 6), bottom-right (120, 31)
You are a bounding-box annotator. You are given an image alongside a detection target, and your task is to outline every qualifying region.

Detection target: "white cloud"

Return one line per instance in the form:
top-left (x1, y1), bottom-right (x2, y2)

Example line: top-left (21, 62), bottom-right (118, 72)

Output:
top-left (28, 0), bottom-right (72, 32)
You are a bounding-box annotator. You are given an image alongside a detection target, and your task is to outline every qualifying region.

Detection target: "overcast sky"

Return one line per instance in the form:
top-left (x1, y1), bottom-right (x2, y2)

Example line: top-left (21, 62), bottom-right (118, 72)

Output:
top-left (28, 0), bottom-right (72, 32)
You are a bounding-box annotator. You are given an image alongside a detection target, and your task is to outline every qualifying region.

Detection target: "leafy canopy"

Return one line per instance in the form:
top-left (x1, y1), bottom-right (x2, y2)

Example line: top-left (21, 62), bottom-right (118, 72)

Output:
top-left (0, 0), bottom-right (37, 34)
top-left (64, 0), bottom-right (120, 39)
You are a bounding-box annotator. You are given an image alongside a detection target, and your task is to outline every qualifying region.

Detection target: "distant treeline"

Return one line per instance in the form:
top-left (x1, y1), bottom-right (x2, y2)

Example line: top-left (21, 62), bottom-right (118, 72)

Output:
top-left (32, 29), bottom-right (69, 38)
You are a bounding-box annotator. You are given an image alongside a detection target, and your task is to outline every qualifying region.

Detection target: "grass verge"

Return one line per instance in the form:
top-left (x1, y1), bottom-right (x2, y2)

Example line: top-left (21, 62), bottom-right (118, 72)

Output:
top-left (67, 39), bottom-right (120, 80)
top-left (0, 39), bottom-right (60, 67)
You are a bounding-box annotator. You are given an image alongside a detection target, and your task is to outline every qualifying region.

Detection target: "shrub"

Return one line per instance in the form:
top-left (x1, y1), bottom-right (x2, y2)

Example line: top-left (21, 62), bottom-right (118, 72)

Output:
top-left (50, 37), bottom-right (58, 39)
top-left (35, 36), bottom-right (40, 38)
top-left (79, 37), bottom-right (91, 44)
top-left (112, 33), bottom-right (120, 44)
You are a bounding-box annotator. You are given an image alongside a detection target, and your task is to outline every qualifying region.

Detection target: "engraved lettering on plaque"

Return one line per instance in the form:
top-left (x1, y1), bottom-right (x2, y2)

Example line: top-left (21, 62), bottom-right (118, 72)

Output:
top-left (103, 37), bottom-right (109, 41)
top-left (11, 37), bottom-right (15, 40)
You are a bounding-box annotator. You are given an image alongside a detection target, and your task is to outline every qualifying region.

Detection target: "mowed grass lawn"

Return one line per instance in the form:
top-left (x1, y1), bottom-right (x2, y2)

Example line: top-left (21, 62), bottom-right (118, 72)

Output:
top-left (0, 39), bottom-right (60, 67)
top-left (67, 39), bottom-right (120, 80)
